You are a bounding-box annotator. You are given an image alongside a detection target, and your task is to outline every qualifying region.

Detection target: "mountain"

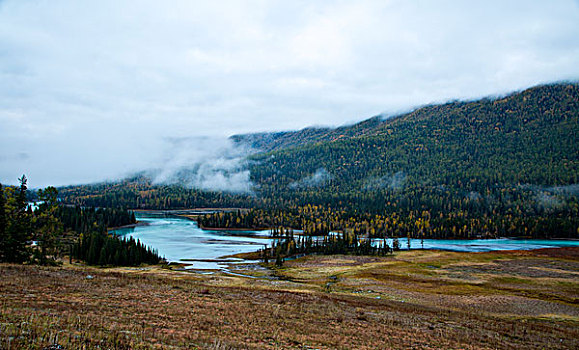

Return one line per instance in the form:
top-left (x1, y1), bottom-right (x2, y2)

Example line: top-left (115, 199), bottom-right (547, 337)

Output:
top-left (58, 82), bottom-right (579, 238)
top-left (233, 83), bottom-right (578, 158)
top-left (230, 116), bottom-right (386, 153)
top-left (247, 82), bottom-right (579, 194)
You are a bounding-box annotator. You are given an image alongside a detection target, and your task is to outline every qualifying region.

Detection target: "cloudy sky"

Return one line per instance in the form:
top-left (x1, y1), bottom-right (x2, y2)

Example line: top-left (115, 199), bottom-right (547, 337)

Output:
top-left (1, 0), bottom-right (578, 188)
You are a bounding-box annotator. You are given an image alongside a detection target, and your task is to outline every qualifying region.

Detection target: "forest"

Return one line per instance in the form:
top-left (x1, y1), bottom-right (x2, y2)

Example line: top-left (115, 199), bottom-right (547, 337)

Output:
top-left (58, 83), bottom-right (579, 244)
top-left (0, 176), bottom-right (162, 266)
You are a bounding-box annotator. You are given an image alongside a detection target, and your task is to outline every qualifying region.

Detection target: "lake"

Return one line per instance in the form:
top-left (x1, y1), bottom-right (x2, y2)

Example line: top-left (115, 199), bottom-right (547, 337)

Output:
top-left (111, 213), bottom-right (579, 270)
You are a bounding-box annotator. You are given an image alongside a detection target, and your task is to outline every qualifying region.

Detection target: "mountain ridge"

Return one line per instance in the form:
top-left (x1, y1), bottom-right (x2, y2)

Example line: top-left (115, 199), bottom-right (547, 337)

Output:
top-left (56, 81), bottom-right (579, 238)
top-left (248, 82), bottom-right (578, 194)
top-left (232, 82), bottom-right (578, 156)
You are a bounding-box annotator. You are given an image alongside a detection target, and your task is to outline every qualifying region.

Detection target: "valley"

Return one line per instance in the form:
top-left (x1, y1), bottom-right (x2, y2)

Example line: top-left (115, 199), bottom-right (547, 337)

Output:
top-left (2, 3), bottom-right (578, 349)
top-left (1, 83), bottom-right (578, 349)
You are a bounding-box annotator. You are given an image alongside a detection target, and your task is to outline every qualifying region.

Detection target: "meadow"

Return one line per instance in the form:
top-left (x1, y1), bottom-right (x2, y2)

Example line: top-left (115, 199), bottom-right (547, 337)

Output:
top-left (1, 248), bottom-right (577, 349)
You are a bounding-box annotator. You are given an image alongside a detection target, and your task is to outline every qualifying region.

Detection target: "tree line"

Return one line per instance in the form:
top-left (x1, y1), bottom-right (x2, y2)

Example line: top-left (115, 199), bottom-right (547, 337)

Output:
top-left (72, 231), bottom-right (160, 266)
top-left (0, 176), bottom-right (163, 266)
top-left (263, 227), bottom-right (393, 267)
top-left (198, 199), bottom-right (578, 240)
top-left (57, 83), bottom-right (579, 244)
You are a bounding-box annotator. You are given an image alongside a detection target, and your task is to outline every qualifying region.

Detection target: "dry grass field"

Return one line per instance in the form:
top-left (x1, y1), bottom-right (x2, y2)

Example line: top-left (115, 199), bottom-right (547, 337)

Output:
top-left (1, 248), bottom-right (578, 349)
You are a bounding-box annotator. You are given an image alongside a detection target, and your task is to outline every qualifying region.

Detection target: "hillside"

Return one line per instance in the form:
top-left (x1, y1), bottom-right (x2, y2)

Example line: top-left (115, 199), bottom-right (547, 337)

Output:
top-left (58, 83), bottom-right (579, 238)
top-left (233, 83), bottom-right (578, 159)
top-left (250, 83), bottom-right (579, 192)
top-left (231, 116), bottom-right (386, 153)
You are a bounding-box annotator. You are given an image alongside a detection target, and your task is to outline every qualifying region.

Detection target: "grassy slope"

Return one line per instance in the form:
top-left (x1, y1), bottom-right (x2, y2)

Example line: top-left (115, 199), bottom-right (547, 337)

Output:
top-left (1, 248), bottom-right (578, 349)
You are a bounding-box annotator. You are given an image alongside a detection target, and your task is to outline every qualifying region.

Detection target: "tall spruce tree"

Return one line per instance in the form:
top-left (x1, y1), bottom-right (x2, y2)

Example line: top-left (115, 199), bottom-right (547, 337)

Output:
top-left (35, 186), bottom-right (63, 264)
top-left (3, 176), bottom-right (32, 262)
top-left (0, 184), bottom-right (7, 261)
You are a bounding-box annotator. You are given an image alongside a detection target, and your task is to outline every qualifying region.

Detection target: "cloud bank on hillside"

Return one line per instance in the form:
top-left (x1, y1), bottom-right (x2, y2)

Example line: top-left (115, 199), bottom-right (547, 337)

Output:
top-left (1, 0), bottom-right (578, 187)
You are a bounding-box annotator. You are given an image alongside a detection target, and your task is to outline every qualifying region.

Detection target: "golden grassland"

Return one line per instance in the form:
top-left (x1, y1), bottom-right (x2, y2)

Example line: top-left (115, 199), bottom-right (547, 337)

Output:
top-left (1, 248), bottom-right (578, 349)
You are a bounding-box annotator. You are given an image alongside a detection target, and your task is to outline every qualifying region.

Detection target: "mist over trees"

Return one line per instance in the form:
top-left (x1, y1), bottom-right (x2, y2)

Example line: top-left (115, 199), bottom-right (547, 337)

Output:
top-left (1, 85), bottom-right (578, 265)
top-left (58, 84), bottom-right (579, 243)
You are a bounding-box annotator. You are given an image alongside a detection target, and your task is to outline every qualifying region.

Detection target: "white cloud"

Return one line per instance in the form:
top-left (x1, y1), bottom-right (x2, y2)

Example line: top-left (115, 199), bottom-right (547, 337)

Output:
top-left (289, 168), bottom-right (333, 189)
top-left (1, 0), bottom-right (578, 187)
top-left (151, 137), bottom-right (255, 193)
top-left (364, 172), bottom-right (407, 191)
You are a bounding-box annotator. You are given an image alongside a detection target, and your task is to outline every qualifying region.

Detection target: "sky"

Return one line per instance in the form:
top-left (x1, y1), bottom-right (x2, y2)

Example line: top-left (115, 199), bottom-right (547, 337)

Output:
top-left (1, 0), bottom-right (579, 188)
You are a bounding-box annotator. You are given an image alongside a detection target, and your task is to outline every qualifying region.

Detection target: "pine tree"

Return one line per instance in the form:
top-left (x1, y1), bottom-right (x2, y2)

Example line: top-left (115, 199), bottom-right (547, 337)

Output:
top-left (0, 184), bottom-right (6, 261)
top-left (87, 233), bottom-right (99, 264)
top-left (3, 176), bottom-right (32, 262)
top-left (98, 247), bottom-right (108, 266)
top-left (35, 186), bottom-right (64, 264)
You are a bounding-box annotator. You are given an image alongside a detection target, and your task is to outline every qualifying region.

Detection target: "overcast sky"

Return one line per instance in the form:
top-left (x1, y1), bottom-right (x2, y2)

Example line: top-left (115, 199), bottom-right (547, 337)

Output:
top-left (1, 0), bottom-right (578, 188)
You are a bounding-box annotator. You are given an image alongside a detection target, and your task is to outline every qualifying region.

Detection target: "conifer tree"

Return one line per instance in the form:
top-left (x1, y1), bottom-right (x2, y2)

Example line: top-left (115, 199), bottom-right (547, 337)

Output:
top-left (0, 184), bottom-right (6, 261)
top-left (3, 176), bottom-right (32, 262)
top-left (35, 186), bottom-right (63, 264)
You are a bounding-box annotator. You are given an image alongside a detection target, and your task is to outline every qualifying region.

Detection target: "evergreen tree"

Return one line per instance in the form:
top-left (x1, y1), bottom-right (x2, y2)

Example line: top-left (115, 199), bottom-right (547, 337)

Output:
top-left (0, 184), bottom-right (6, 261)
top-left (34, 186), bottom-right (63, 264)
top-left (3, 176), bottom-right (32, 263)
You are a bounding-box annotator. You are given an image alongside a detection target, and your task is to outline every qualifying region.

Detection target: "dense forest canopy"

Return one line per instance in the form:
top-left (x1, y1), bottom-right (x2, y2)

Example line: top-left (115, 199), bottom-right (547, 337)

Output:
top-left (0, 177), bottom-right (162, 266)
top-left (58, 83), bottom-right (579, 239)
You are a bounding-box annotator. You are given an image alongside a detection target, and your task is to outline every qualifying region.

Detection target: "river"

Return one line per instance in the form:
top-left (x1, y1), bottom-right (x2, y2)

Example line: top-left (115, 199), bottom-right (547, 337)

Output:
top-left (111, 213), bottom-right (579, 270)
top-left (111, 213), bottom-right (271, 270)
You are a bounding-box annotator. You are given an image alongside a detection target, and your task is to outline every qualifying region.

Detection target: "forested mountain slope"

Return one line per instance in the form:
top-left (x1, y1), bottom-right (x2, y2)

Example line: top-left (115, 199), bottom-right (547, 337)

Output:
top-left (231, 116), bottom-right (386, 153)
top-left (234, 83), bottom-right (578, 161)
top-left (250, 82), bottom-right (578, 194)
top-left (59, 83), bottom-right (579, 238)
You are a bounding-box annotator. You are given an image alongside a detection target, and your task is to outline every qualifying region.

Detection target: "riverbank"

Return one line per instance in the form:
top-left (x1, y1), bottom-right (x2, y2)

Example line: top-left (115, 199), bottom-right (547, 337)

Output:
top-left (1, 247), bottom-right (577, 349)
top-left (173, 213), bottom-right (269, 231)
top-left (133, 211), bottom-right (577, 241)
top-left (107, 220), bottom-right (150, 231)
top-left (133, 207), bottom-right (248, 215)
top-left (108, 213), bottom-right (579, 271)
top-left (195, 224), bottom-right (269, 231)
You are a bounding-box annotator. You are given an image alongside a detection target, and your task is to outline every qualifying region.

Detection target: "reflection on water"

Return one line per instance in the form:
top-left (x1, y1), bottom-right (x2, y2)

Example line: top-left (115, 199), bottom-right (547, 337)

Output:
top-left (112, 213), bottom-right (578, 270)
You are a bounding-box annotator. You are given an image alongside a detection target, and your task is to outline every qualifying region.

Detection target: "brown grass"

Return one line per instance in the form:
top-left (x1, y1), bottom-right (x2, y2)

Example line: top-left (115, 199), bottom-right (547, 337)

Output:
top-left (0, 248), bottom-right (578, 349)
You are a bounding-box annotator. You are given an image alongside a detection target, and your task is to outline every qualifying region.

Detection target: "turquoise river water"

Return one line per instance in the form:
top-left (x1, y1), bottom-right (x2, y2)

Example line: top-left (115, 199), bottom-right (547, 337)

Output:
top-left (111, 213), bottom-right (579, 270)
